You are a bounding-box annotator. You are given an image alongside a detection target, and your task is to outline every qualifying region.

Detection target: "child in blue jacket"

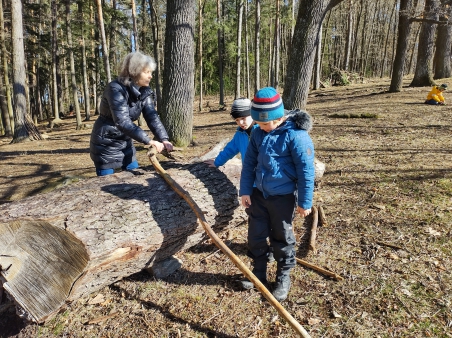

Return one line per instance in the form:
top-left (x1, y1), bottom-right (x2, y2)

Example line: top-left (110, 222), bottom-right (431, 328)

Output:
top-left (204, 97), bottom-right (258, 168)
top-left (239, 87), bottom-right (315, 302)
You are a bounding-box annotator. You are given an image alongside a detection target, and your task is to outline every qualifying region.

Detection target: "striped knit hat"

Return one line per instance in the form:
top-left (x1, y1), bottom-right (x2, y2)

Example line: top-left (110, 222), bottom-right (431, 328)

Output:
top-left (230, 97), bottom-right (251, 119)
top-left (251, 87), bottom-right (284, 122)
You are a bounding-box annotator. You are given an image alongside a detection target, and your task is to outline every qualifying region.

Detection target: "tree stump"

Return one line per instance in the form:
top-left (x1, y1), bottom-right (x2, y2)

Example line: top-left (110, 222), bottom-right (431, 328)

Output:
top-left (0, 160), bottom-right (245, 323)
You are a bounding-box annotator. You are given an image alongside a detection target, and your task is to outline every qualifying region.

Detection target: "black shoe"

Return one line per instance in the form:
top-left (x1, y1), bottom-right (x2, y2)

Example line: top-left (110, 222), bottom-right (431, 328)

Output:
top-left (240, 270), bottom-right (268, 290)
top-left (272, 275), bottom-right (291, 302)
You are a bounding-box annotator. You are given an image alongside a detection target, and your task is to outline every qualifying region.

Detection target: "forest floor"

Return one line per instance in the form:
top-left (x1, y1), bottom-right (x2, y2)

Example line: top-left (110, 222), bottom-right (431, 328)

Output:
top-left (0, 77), bottom-right (451, 338)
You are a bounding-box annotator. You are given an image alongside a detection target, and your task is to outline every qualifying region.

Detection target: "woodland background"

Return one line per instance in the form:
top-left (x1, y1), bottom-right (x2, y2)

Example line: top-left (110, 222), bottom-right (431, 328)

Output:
top-left (0, 0), bottom-right (451, 146)
top-left (0, 0), bottom-right (452, 337)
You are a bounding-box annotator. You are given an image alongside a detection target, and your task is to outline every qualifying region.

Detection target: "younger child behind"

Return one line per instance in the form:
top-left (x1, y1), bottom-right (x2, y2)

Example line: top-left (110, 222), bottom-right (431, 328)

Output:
top-left (204, 98), bottom-right (257, 168)
top-left (239, 87), bottom-right (315, 302)
top-left (425, 83), bottom-right (447, 105)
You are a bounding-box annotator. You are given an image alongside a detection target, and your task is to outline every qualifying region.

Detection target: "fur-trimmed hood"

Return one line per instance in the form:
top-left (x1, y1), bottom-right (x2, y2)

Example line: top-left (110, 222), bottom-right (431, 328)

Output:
top-left (285, 109), bottom-right (313, 132)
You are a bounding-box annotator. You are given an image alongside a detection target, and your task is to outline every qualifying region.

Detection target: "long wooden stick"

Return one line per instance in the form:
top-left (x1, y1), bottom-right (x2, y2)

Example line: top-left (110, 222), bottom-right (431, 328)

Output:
top-left (295, 258), bottom-right (344, 281)
top-left (147, 148), bottom-right (311, 338)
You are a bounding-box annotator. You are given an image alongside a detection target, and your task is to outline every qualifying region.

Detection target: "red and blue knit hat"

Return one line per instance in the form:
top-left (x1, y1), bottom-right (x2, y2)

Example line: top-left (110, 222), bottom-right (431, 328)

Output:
top-left (251, 87), bottom-right (284, 122)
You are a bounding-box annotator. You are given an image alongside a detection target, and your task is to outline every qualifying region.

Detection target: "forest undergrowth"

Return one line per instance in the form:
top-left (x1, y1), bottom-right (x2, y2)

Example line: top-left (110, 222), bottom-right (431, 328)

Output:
top-left (0, 77), bottom-right (451, 337)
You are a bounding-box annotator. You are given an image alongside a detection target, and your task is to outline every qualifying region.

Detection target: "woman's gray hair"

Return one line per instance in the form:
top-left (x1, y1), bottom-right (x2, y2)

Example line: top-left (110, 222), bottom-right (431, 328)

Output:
top-left (118, 52), bottom-right (156, 86)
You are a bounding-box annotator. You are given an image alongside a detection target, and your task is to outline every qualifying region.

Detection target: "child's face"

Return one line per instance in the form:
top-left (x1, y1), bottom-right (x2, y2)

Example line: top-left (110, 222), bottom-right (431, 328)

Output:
top-left (235, 116), bottom-right (254, 130)
top-left (256, 118), bottom-right (283, 133)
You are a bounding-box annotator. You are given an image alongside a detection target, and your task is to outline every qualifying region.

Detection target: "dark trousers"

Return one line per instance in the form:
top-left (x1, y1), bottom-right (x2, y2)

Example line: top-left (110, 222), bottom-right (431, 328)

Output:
top-left (246, 188), bottom-right (297, 275)
top-left (425, 99), bottom-right (440, 105)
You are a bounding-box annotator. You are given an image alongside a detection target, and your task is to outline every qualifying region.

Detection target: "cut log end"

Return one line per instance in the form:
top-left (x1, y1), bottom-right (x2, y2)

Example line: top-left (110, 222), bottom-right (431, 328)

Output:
top-left (0, 220), bottom-right (89, 323)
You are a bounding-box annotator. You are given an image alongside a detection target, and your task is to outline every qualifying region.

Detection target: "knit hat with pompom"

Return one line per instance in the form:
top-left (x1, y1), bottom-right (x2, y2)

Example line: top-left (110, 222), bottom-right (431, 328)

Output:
top-left (251, 87), bottom-right (284, 122)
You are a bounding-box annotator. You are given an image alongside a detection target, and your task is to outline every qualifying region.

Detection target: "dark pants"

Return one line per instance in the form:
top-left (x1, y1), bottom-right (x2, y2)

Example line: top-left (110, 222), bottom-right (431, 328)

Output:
top-left (246, 188), bottom-right (297, 275)
top-left (95, 160), bottom-right (139, 176)
top-left (425, 99), bottom-right (440, 105)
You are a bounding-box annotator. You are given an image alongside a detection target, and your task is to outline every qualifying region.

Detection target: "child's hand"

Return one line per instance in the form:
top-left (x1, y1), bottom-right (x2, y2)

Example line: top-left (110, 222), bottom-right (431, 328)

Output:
top-left (204, 159), bottom-right (216, 168)
top-left (241, 195), bottom-right (251, 208)
top-left (297, 206), bottom-right (311, 217)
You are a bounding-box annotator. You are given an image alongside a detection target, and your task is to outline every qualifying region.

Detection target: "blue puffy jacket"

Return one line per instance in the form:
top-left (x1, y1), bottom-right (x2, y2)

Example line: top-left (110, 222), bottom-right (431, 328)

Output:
top-left (214, 124), bottom-right (259, 167)
top-left (239, 110), bottom-right (315, 209)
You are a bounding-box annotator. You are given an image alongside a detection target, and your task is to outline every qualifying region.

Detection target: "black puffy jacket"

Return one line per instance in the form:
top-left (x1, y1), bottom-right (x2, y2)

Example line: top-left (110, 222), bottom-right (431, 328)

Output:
top-left (90, 79), bottom-right (169, 170)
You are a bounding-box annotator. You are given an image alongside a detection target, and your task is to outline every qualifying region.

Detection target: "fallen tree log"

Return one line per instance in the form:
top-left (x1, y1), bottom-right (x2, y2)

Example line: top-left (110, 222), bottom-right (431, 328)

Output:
top-left (0, 160), bottom-right (246, 323)
top-left (0, 154), bottom-right (326, 324)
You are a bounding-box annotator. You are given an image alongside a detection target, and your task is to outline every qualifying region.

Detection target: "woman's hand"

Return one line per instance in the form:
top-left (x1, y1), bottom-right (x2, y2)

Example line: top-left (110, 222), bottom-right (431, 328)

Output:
top-left (297, 206), bottom-right (311, 217)
top-left (162, 140), bottom-right (174, 152)
top-left (149, 140), bottom-right (165, 153)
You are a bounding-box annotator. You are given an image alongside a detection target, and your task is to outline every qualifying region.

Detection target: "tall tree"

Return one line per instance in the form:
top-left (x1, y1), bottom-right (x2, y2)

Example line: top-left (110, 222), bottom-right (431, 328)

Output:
top-left (254, 0), bottom-right (261, 92)
top-left (217, 0), bottom-right (224, 106)
top-left (198, 0), bottom-right (204, 111)
top-left (0, 0), bottom-right (14, 133)
top-left (11, 0), bottom-right (41, 143)
top-left (433, 0), bottom-right (452, 79)
top-left (66, 0), bottom-right (82, 129)
top-left (283, 0), bottom-right (345, 110)
top-left (95, 0), bottom-right (112, 83)
top-left (244, 0), bottom-right (251, 98)
top-left (235, 0), bottom-right (244, 98)
top-left (410, 0), bottom-right (439, 86)
top-left (149, 0), bottom-right (162, 106)
top-left (79, 1), bottom-right (91, 120)
top-left (131, 0), bottom-right (139, 51)
top-left (161, 0), bottom-right (195, 146)
top-left (389, 0), bottom-right (413, 92)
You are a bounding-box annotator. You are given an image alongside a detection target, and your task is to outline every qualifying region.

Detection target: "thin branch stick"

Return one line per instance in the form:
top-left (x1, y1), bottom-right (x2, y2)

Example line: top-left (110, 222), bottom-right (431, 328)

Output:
top-left (318, 205), bottom-right (328, 227)
top-left (376, 241), bottom-right (404, 251)
top-left (308, 206), bottom-right (318, 254)
top-left (295, 258), bottom-right (344, 281)
top-left (147, 147), bottom-right (311, 338)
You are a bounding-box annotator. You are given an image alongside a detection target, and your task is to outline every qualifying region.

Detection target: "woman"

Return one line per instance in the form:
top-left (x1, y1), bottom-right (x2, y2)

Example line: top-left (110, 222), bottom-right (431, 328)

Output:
top-left (90, 52), bottom-right (173, 176)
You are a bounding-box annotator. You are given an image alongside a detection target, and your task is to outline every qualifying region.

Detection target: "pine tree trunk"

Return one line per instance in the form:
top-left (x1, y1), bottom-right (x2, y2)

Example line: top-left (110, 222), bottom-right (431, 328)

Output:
top-left (235, 0), bottom-right (244, 99)
top-left (79, 3), bottom-right (91, 121)
top-left (11, 0), bottom-right (42, 143)
top-left (410, 0), bottom-right (438, 86)
top-left (161, 0), bottom-right (196, 147)
top-left (198, 0), bottom-right (204, 111)
top-left (433, 4), bottom-right (452, 79)
top-left (217, 0), bottom-right (225, 106)
top-left (282, 0), bottom-right (345, 110)
top-left (66, 0), bottom-right (82, 130)
top-left (131, 0), bottom-right (139, 51)
top-left (389, 0), bottom-right (413, 92)
top-left (149, 0), bottom-right (162, 106)
top-left (0, 0), bottom-right (15, 132)
top-left (254, 0), bottom-right (261, 92)
top-left (95, 0), bottom-right (112, 83)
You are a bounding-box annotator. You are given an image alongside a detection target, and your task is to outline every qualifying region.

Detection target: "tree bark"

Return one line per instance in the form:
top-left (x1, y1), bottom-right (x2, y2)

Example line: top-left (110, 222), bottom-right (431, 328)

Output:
top-left (0, 161), bottom-right (246, 324)
top-left (389, 0), bottom-right (413, 92)
top-left (235, 0), bottom-right (244, 98)
top-left (161, 0), bottom-right (195, 147)
top-left (216, 0), bottom-right (225, 106)
top-left (79, 2), bottom-right (91, 121)
top-left (282, 0), bottom-right (345, 110)
top-left (409, 0), bottom-right (439, 87)
top-left (95, 0), bottom-right (112, 83)
top-left (433, 1), bottom-right (452, 79)
top-left (254, 0), bottom-right (261, 92)
top-left (11, 0), bottom-right (41, 143)
top-left (0, 0), bottom-right (15, 133)
top-left (66, 0), bottom-right (82, 130)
